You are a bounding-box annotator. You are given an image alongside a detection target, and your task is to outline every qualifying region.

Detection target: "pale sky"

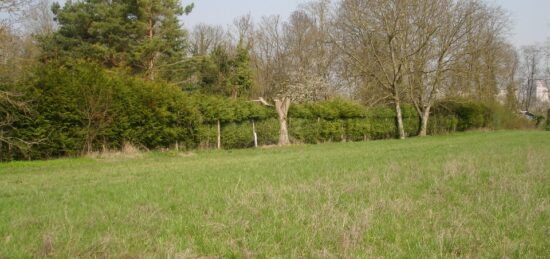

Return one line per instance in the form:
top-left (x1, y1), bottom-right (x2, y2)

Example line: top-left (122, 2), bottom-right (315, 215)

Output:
top-left (183, 0), bottom-right (550, 48)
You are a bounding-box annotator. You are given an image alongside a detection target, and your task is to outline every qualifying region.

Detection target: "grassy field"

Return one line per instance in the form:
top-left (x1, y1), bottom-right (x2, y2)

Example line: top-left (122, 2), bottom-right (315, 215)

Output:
top-left (1, 131), bottom-right (549, 258)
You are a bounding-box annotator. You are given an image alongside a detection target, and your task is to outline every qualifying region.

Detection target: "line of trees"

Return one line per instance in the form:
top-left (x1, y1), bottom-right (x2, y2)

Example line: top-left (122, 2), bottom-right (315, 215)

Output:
top-left (1, 0), bottom-right (544, 160)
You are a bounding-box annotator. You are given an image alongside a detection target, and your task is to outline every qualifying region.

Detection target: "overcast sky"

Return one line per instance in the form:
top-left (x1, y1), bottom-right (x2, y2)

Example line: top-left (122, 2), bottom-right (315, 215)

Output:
top-left (184, 0), bottom-right (550, 48)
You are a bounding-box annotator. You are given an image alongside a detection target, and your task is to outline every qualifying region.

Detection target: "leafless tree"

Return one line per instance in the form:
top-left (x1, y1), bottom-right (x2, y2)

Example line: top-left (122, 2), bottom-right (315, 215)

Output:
top-left (519, 46), bottom-right (543, 112)
top-left (334, 0), bottom-right (421, 139)
top-left (406, 0), bottom-right (489, 136)
top-left (189, 23), bottom-right (227, 56)
top-left (23, 0), bottom-right (55, 36)
top-left (334, 0), bottom-right (515, 137)
top-left (230, 14), bottom-right (254, 46)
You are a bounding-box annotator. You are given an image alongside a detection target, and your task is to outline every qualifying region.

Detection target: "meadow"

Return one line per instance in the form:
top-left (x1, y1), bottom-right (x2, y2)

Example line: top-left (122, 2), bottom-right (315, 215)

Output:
top-left (1, 131), bottom-right (549, 258)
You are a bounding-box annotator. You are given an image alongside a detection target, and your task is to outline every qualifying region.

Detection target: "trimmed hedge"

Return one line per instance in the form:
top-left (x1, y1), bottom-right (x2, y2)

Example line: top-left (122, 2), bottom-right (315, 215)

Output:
top-left (201, 99), bottom-right (496, 148)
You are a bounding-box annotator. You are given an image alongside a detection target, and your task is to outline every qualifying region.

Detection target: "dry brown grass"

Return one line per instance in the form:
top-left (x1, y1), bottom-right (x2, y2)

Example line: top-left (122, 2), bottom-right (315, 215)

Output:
top-left (86, 142), bottom-right (144, 160)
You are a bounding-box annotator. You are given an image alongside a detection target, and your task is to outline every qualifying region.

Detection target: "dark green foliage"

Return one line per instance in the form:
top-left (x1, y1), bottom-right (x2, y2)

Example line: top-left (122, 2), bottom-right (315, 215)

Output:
top-left (547, 109), bottom-right (550, 131)
top-left (7, 61), bottom-right (201, 160)
top-left (107, 76), bottom-right (201, 150)
top-left (194, 94), bottom-right (274, 123)
top-left (0, 83), bottom-right (34, 161)
top-left (46, 1), bottom-right (138, 66)
top-left (432, 101), bottom-right (492, 131)
top-left (184, 43), bottom-right (255, 97)
top-left (228, 39), bottom-right (254, 98)
top-left (45, 0), bottom-right (190, 78)
top-left (13, 61), bottom-right (117, 158)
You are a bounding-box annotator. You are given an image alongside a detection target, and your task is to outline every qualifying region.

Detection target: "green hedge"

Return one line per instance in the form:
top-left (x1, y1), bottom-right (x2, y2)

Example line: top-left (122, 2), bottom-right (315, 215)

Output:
top-left (0, 62), bottom-right (510, 160)
top-left (432, 101), bottom-right (492, 131)
top-left (4, 61), bottom-right (202, 160)
top-left (204, 100), bottom-right (493, 148)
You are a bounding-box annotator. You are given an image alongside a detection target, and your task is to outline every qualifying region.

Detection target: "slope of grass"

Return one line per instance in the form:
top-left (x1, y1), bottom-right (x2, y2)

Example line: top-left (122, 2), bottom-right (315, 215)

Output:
top-left (1, 131), bottom-right (549, 258)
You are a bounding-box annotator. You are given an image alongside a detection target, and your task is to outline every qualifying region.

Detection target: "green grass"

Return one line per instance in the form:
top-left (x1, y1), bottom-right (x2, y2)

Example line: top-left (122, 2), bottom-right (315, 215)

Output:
top-left (1, 131), bottom-right (549, 258)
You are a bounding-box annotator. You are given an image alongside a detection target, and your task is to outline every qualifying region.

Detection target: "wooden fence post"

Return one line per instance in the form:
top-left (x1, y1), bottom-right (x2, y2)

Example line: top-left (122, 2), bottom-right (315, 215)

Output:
top-left (252, 120), bottom-right (258, 148)
top-left (217, 120), bottom-right (221, 150)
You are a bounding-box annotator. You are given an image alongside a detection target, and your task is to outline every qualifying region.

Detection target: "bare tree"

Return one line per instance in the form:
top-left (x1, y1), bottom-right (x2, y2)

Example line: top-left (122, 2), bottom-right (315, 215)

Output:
top-left (406, 0), bottom-right (487, 136)
top-left (0, 0), bottom-right (31, 14)
top-left (334, 0), bottom-right (515, 137)
top-left (23, 0), bottom-right (56, 36)
top-left (334, 0), bottom-right (420, 139)
top-left (189, 23), bottom-right (226, 56)
top-left (231, 14), bottom-right (254, 46)
top-left (519, 46), bottom-right (542, 112)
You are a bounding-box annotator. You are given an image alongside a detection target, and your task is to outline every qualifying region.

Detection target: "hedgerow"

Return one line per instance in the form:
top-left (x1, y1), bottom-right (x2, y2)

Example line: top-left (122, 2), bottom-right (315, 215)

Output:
top-left (0, 62), bottom-right (516, 161)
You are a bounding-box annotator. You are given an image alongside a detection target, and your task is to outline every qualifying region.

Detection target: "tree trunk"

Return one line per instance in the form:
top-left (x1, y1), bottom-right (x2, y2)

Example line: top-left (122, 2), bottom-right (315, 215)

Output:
top-left (147, 17), bottom-right (156, 80)
top-left (275, 97), bottom-right (291, 146)
top-left (217, 119), bottom-right (221, 150)
top-left (418, 106), bottom-right (431, 137)
top-left (394, 97), bottom-right (406, 140)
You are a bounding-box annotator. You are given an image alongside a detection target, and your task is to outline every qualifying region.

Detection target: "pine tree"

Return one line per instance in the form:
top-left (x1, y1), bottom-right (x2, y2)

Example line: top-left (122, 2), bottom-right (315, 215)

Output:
top-left (136, 0), bottom-right (193, 80)
top-left (45, 0), bottom-right (193, 80)
top-left (47, 0), bottom-right (134, 67)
